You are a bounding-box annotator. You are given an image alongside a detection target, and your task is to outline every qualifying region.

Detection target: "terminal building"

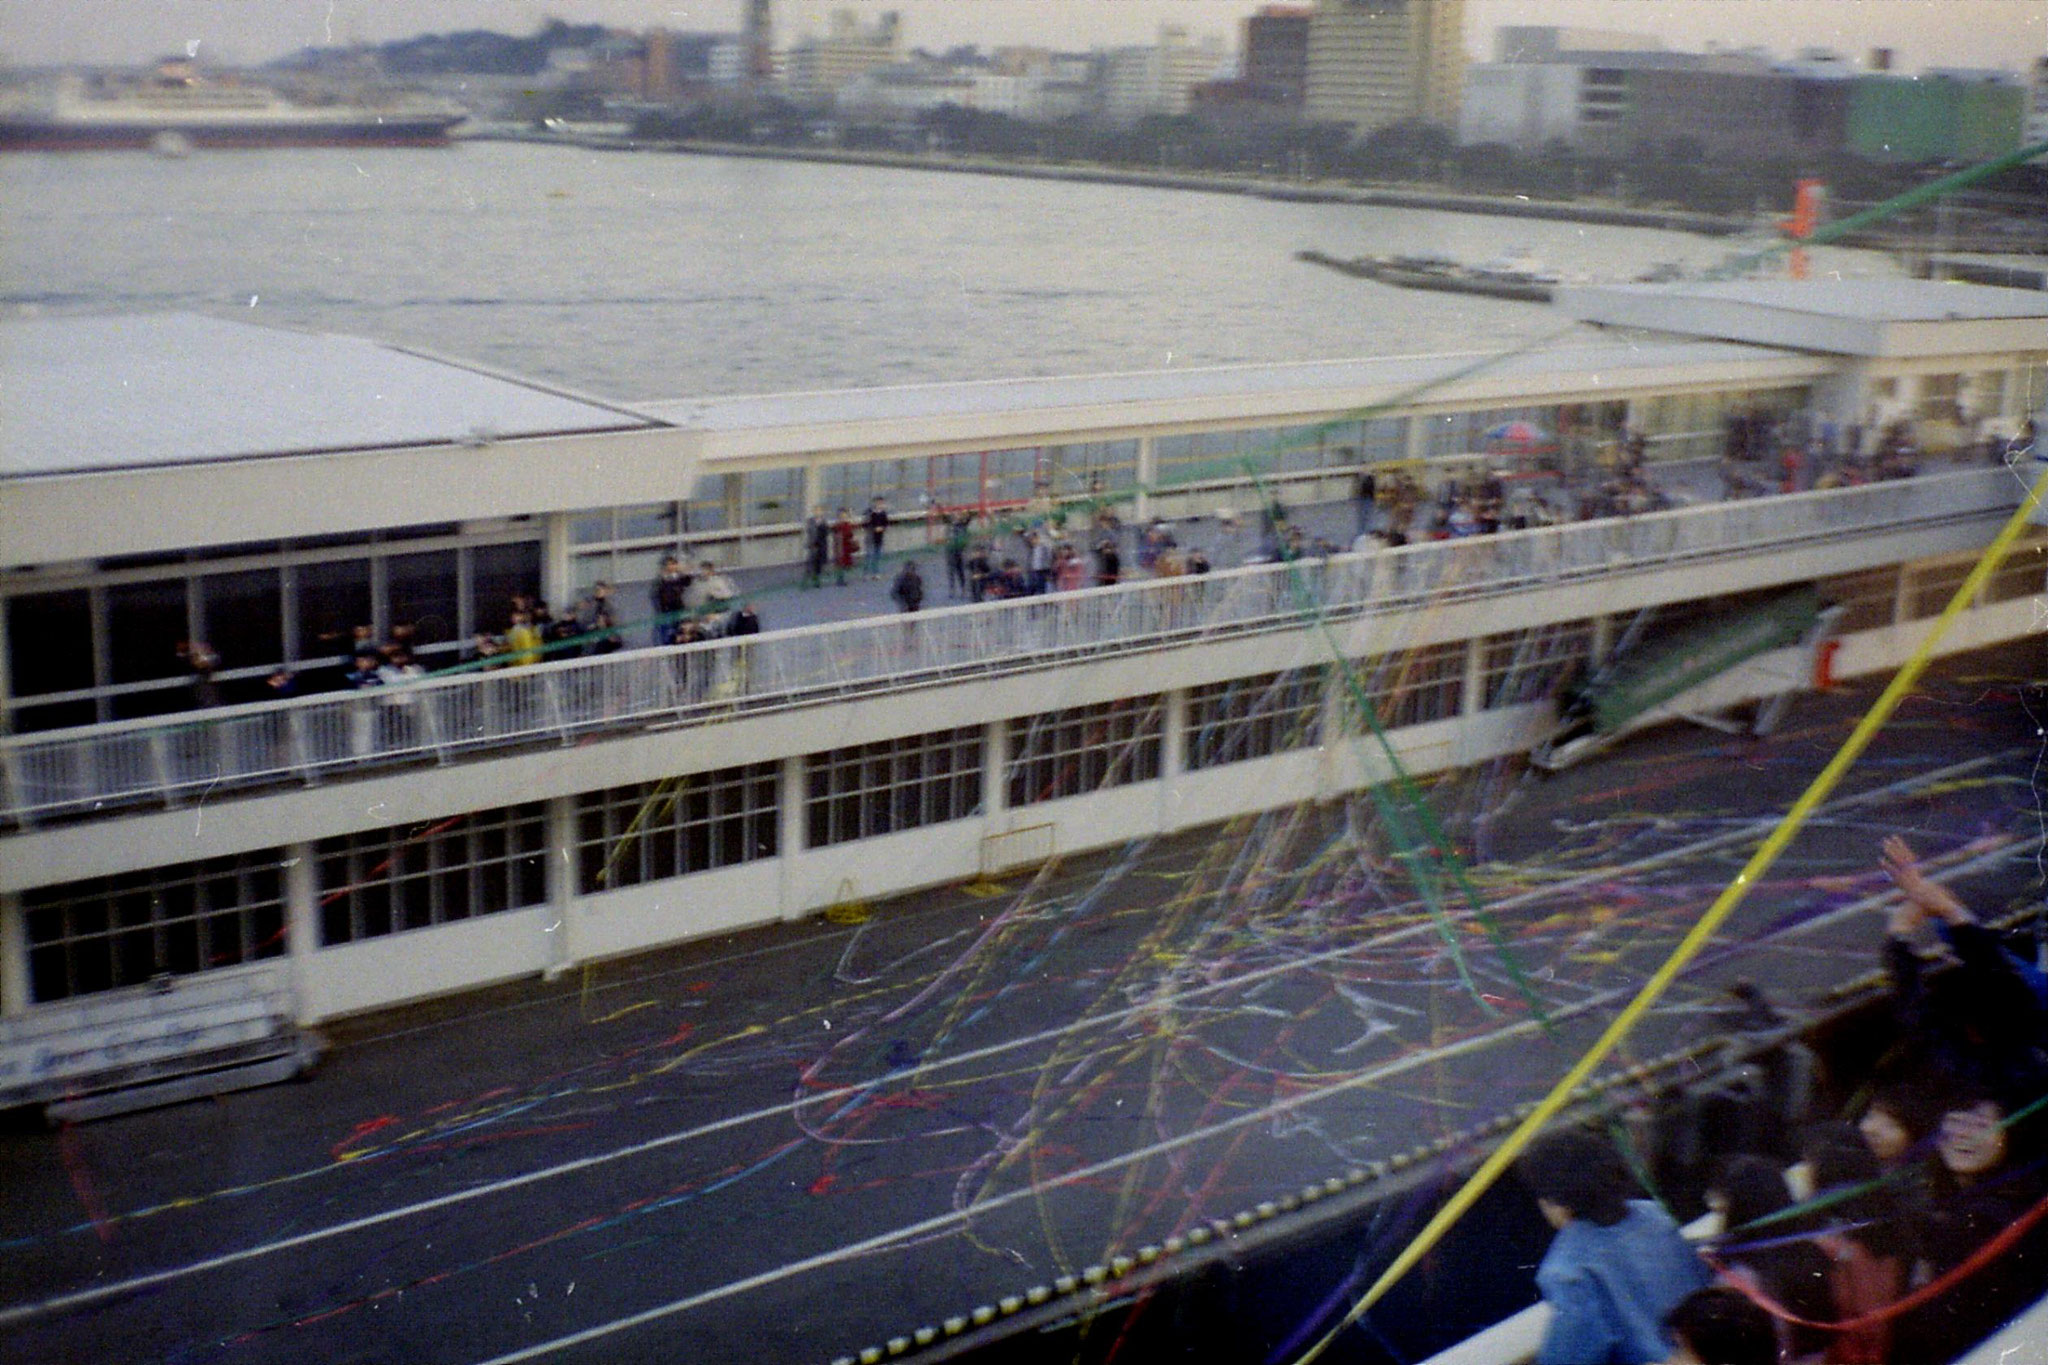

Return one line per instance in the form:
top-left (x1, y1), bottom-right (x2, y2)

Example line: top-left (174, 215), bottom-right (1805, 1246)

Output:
top-left (1, 279), bottom-right (2044, 1030)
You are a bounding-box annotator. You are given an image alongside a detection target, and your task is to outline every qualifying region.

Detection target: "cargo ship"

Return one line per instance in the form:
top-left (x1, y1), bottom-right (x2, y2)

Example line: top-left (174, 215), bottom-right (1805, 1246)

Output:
top-left (0, 68), bottom-right (467, 152)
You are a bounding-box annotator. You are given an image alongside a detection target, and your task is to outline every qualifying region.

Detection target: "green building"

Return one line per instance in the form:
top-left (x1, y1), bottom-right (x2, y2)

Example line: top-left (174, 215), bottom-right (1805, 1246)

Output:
top-left (1848, 74), bottom-right (2024, 163)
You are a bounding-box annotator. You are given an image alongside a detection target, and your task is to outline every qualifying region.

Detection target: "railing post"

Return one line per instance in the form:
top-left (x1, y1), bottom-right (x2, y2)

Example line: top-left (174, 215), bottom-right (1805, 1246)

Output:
top-left (283, 841), bottom-right (319, 1022)
top-left (0, 746), bottom-right (28, 831)
top-left (1159, 687), bottom-right (1188, 833)
top-left (543, 796), bottom-right (577, 977)
top-left (148, 729), bottom-right (178, 810)
top-left (544, 671), bottom-right (570, 745)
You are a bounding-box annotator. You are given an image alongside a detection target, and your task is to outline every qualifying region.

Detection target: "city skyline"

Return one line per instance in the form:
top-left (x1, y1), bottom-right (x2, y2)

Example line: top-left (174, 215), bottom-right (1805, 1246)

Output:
top-left (2, 0), bottom-right (2043, 75)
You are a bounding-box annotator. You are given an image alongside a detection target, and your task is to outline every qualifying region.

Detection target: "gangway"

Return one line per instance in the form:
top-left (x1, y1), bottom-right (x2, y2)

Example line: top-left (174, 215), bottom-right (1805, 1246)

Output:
top-left (1532, 585), bottom-right (1843, 772)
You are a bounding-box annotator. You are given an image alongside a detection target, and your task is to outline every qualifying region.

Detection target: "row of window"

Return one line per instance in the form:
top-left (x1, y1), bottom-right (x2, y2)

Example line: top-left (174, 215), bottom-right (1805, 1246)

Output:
top-left (5, 538), bottom-right (543, 730)
top-left (17, 626), bottom-right (1603, 1001)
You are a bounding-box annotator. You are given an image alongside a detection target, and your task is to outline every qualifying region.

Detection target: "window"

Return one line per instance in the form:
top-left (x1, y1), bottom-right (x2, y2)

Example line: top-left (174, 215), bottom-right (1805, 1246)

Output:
top-left (24, 850), bottom-right (287, 1002)
top-left (1186, 670), bottom-right (1325, 769)
top-left (1480, 623), bottom-right (1594, 709)
top-left (470, 540), bottom-right (543, 635)
top-left (5, 589), bottom-right (93, 698)
top-left (806, 727), bottom-right (983, 847)
top-left (1905, 557), bottom-right (1975, 620)
top-left (1822, 567), bottom-right (1900, 633)
top-left (294, 557), bottom-right (372, 662)
top-left (201, 568), bottom-right (283, 673)
top-left (575, 763), bottom-right (779, 894)
top-left (1982, 533), bottom-right (2046, 606)
top-left (387, 549), bottom-right (460, 649)
top-left (105, 578), bottom-right (189, 684)
top-left (1346, 641), bottom-right (1468, 731)
top-left (317, 803), bottom-right (547, 946)
top-left (746, 468), bottom-right (805, 528)
top-left (1008, 696), bottom-right (1164, 806)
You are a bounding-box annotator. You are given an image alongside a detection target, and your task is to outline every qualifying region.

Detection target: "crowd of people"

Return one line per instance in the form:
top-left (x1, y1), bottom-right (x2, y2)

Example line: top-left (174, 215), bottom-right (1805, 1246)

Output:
top-left (1517, 836), bottom-right (2048, 1364)
top-left (159, 407), bottom-right (2016, 718)
top-left (1720, 404), bottom-right (2028, 501)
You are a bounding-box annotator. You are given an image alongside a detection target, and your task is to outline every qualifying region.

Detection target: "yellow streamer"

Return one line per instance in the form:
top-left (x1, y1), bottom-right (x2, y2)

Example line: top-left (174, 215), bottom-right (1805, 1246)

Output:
top-left (1292, 461), bottom-right (2048, 1363)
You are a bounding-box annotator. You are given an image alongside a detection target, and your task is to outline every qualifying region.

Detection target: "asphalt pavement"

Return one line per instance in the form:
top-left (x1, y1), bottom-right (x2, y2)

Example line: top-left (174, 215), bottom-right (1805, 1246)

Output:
top-left (2, 636), bottom-right (2040, 1365)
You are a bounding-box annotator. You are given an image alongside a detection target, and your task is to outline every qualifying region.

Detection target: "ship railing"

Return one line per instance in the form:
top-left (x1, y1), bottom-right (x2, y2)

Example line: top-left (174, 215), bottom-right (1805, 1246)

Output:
top-left (0, 468), bottom-right (2019, 828)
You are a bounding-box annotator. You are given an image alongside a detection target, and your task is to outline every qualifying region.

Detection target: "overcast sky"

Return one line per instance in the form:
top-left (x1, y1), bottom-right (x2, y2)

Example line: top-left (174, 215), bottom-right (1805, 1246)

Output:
top-left (2, 1), bottom-right (2042, 74)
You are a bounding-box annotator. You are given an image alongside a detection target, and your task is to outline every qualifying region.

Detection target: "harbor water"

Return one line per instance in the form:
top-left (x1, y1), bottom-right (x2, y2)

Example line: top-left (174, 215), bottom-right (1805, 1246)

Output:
top-left (1, 141), bottom-right (1890, 402)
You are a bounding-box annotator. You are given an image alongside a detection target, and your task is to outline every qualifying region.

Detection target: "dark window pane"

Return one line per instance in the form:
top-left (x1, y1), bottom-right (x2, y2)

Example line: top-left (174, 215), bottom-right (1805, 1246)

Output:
top-left (401, 877), bottom-right (434, 931)
top-left (439, 867), bottom-right (472, 922)
top-left (6, 590), bottom-right (93, 696)
top-left (388, 550), bottom-right (459, 649)
top-left (9, 699), bottom-right (97, 733)
top-left (106, 578), bottom-right (190, 684)
top-left (515, 855), bottom-right (545, 906)
top-left (472, 541), bottom-right (543, 635)
top-left (30, 944), bottom-right (67, 1002)
top-left (380, 522), bottom-right (462, 543)
top-left (297, 558), bottom-right (372, 661)
top-left (201, 569), bottom-right (283, 671)
top-left (111, 684), bottom-right (191, 721)
top-left (358, 881), bottom-right (391, 940)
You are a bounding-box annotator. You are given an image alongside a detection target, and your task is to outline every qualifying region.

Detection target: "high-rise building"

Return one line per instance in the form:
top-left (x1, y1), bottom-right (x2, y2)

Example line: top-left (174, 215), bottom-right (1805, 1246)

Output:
top-left (1101, 25), bottom-right (1226, 123)
top-left (1304, 0), bottom-right (1465, 134)
top-left (743, 0), bottom-right (774, 89)
top-left (1243, 6), bottom-right (1313, 108)
top-left (783, 9), bottom-right (903, 106)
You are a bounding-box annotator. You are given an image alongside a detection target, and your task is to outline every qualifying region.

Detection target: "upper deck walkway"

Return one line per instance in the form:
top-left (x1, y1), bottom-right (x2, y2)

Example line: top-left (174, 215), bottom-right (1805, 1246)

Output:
top-left (0, 465), bottom-right (2021, 830)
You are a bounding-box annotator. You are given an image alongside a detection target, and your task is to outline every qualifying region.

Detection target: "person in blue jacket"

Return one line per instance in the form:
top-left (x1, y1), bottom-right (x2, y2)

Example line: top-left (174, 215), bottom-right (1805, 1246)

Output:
top-left (1516, 1128), bottom-right (1709, 1365)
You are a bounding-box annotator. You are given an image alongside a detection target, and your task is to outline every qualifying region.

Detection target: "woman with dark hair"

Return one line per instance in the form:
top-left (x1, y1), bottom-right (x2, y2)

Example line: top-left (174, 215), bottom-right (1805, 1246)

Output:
top-left (1705, 1154), bottom-right (1834, 1361)
top-left (1517, 1129), bottom-right (1709, 1365)
top-left (1856, 1070), bottom-right (1943, 1172)
top-left (1664, 1287), bottom-right (1777, 1365)
top-left (1895, 1082), bottom-right (2048, 1363)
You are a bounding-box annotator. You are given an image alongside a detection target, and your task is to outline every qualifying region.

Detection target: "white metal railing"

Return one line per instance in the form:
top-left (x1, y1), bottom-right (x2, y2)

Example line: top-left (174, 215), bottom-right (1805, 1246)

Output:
top-left (0, 468), bottom-right (2017, 827)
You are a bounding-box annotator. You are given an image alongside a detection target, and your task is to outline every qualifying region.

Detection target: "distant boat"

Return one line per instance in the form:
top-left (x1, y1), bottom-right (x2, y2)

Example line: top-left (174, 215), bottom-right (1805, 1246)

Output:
top-left (0, 68), bottom-right (467, 152)
top-left (1295, 247), bottom-right (1572, 302)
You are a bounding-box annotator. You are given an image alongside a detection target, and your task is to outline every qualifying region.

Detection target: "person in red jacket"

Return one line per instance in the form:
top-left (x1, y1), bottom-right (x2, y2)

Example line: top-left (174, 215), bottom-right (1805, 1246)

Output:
top-left (833, 508), bottom-right (858, 586)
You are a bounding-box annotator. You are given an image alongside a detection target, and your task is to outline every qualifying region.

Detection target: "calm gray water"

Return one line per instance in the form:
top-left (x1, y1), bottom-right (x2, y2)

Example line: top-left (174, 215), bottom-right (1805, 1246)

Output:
top-left (1, 141), bottom-right (1881, 402)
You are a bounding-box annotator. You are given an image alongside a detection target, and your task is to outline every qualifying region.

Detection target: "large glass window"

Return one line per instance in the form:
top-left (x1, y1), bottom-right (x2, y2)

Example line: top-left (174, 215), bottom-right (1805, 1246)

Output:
top-left (201, 569), bottom-right (283, 673)
top-left (746, 468), bottom-right (805, 529)
top-left (1186, 670), bottom-right (1325, 769)
top-left (471, 541), bottom-right (543, 635)
top-left (105, 578), bottom-right (189, 684)
top-left (1982, 532), bottom-right (2046, 606)
top-left (295, 557), bottom-right (372, 662)
top-left (1480, 623), bottom-right (1595, 709)
top-left (387, 549), bottom-right (460, 651)
top-left (6, 589), bottom-right (93, 698)
top-left (24, 850), bottom-right (287, 1002)
top-left (575, 763), bottom-right (779, 894)
top-left (1822, 567), bottom-right (1900, 633)
top-left (1347, 641), bottom-right (1468, 731)
top-left (680, 477), bottom-right (729, 534)
top-left (1007, 696), bottom-right (1164, 806)
top-left (316, 803), bottom-right (547, 946)
top-left (806, 727), bottom-right (983, 847)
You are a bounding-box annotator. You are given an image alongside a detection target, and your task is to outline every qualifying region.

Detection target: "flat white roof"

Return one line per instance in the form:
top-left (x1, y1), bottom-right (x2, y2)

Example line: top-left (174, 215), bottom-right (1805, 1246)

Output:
top-left (0, 312), bottom-right (656, 478)
top-left (1556, 278), bottom-right (2048, 358)
top-left (643, 336), bottom-right (1813, 440)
